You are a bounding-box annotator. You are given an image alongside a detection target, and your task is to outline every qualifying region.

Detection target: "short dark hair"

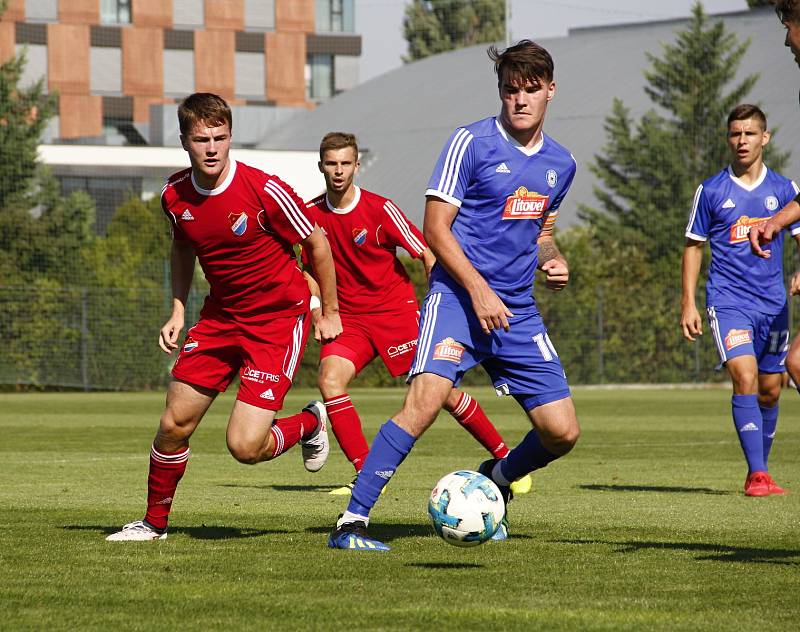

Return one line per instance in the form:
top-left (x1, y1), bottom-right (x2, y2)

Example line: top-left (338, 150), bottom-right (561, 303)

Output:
top-left (727, 104), bottom-right (767, 129)
top-left (487, 39), bottom-right (554, 87)
top-left (319, 132), bottom-right (358, 160)
top-left (178, 93), bottom-right (232, 136)
top-left (774, 0), bottom-right (800, 24)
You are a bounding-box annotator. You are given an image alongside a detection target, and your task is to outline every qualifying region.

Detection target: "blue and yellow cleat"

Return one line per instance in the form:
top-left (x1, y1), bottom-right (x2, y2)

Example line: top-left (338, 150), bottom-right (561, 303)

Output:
top-left (327, 520), bottom-right (390, 551)
top-left (510, 474), bottom-right (533, 495)
top-left (491, 515), bottom-right (509, 541)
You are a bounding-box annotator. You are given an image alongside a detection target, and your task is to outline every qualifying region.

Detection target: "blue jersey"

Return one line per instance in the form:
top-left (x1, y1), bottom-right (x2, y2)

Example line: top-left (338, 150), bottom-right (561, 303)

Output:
top-left (425, 117), bottom-right (576, 313)
top-left (685, 165), bottom-right (800, 315)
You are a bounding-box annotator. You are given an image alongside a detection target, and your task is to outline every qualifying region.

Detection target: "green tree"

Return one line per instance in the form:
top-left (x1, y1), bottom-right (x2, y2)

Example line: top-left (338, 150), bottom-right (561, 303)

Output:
top-left (538, 3), bottom-right (786, 384)
top-left (403, 0), bottom-right (504, 62)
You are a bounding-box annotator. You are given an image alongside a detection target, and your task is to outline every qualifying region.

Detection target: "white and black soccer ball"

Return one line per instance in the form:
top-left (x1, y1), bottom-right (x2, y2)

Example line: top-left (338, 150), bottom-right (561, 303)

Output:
top-left (428, 470), bottom-right (505, 547)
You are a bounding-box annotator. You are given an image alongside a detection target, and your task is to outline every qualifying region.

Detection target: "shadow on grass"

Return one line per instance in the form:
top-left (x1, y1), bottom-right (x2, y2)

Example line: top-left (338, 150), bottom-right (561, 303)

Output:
top-left (63, 525), bottom-right (289, 540)
top-left (306, 522), bottom-right (533, 543)
top-left (559, 538), bottom-right (800, 565)
top-left (407, 562), bottom-right (485, 569)
top-left (580, 484), bottom-right (730, 495)
top-left (218, 483), bottom-right (335, 492)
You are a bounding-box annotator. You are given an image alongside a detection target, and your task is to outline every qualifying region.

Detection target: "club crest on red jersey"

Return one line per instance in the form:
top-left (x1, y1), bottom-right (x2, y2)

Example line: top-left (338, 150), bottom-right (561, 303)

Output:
top-left (352, 228), bottom-right (368, 246)
top-left (502, 186), bottom-right (549, 220)
top-left (183, 337), bottom-right (199, 352)
top-left (228, 212), bottom-right (248, 236)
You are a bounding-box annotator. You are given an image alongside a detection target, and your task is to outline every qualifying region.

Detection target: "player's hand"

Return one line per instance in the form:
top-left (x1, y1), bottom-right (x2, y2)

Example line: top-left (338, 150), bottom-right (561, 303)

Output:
top-left (310, 306), bottom-right (322, 330)
top-left (680, 304), bottom-right (703, 342)
top-left (791, 272), bottom-right (800, 296)
top-left (470, 282), bottom-right (513, 334)
top-left (749, 220), bottom-right (778, 259)
top-left (541, 258), bottom-right (569, 291)
top-left (158, 316), bottom-right (184, 354)
top-left (315, 312), bottom-right (342, 344)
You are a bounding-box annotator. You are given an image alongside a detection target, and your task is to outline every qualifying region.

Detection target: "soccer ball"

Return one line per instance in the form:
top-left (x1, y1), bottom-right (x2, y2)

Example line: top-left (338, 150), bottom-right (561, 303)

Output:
top-left (428, 470), bottom-right (505, 547)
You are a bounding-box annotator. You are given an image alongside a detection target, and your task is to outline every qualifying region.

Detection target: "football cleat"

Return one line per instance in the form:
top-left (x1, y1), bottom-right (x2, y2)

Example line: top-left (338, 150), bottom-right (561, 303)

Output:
top-left (764, 473), bottom-right (788, 495)
top-left (744, 471), bottom-right (771, 497)
top-left (105, 520), bottom-right (167, 541)
top-left (491, 515), bottom-right (509, 541)
top-left (327, 520), bottom-right (389, 551)
top-left (328, 474), bottom-right (386, 496)
top-left (300, 401), bottom-right (330, 472)
top-left (510, 474), bottom-right (533, 495)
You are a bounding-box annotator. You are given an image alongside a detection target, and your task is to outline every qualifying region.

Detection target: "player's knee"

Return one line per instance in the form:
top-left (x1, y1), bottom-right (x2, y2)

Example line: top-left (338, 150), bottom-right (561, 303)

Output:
top-left (758, 388), bottom-right (780, 409)
top-left (158, 409), bottom-right (196, 442)
top-left (226, 440), bottom-right (260, 465)
top-left (317, 368), bottom-right (346, 399)
top-left (543, 420), bottom-right (580, 456)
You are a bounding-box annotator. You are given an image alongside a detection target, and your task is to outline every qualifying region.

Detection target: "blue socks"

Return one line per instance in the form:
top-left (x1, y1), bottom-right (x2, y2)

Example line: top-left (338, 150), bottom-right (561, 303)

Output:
top-left (347, 420), bottom-right (416, 517)
top-left (499, 429), bottom-right (558, 483)
top-left (732, 394), bottom-right (765, 474)
top-left (760, 403), bottom-right (778, 467)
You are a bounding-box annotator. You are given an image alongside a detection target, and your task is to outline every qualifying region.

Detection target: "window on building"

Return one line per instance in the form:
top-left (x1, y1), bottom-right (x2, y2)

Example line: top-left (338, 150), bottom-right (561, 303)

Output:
top-left (306, 54), bottom-right (333, 102)
top-left (315, 0), bottom-right (354, 33)
top-left (100, 0), bottom-right (131, 25)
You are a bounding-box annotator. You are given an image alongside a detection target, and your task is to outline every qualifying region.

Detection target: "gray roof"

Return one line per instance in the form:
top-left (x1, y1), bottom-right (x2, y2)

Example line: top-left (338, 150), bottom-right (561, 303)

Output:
top-left (260, 8), bottom-right (799, 228)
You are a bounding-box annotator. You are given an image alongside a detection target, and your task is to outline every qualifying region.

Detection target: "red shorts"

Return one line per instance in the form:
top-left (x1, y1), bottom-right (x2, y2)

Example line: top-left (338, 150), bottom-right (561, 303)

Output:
top-left (320, 309), bottom-right (420, 377)
top-left (172, 311), bottom-right (310, 410)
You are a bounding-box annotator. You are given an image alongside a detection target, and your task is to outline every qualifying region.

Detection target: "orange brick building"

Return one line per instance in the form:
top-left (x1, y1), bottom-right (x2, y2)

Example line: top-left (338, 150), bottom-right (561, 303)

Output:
top-left (0, 0), bottom-right (361, 142)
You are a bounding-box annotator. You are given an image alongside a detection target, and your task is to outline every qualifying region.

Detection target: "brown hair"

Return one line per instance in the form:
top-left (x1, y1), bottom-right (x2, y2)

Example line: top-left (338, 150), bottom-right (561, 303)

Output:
top-left (319, 132), bottom-right (358, 160)
top-left (487, 39), bottom-right (554, 87)
top-left (177, 93), bottom-right (232, 136)
top-left (727, 103), bottom-right (767, 129)
top-left (774, 0), bottom-right (800, 24)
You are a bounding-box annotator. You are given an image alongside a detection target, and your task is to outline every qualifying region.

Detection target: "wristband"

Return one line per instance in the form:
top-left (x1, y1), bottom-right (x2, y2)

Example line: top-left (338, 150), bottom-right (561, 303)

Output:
top-left (309, 295), bottom-right (321, 310)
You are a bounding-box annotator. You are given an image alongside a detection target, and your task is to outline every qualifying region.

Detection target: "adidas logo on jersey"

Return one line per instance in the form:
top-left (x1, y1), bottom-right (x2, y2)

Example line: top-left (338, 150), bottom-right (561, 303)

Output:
top-left (260, 389), bottom-right (275, 400)
top-left (495, 162), bottom-right (511, 174)
top-left (722, 199), bottom-right (736, 209)
top-left (181, 209), bottom-right (195, 221)
top-left (739, 422), bottom-right (758, 432)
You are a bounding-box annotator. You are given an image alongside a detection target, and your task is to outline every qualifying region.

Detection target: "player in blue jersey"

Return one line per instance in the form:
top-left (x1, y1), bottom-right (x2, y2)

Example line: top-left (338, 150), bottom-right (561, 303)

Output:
top-left (328, 40), bottom-right (580, 551)
top-left (682, 104), bottom-right (800, 497)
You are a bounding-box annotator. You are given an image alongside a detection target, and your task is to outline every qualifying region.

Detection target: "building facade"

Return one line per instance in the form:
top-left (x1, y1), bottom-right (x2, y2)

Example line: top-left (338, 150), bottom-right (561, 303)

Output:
top-left (0, 0), bottom-right (361, 144)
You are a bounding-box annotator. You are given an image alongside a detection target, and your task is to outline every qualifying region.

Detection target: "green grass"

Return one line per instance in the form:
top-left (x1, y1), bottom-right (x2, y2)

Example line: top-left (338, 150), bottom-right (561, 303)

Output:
top-left (1, 387), bottom-right (798, 631)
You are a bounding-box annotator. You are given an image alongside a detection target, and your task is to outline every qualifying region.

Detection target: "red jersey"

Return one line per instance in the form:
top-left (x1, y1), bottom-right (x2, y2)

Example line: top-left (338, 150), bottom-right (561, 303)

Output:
top-left (162, 160), bottom-right (313, 323)
top-left (304, 186), bottom-right (426, 314)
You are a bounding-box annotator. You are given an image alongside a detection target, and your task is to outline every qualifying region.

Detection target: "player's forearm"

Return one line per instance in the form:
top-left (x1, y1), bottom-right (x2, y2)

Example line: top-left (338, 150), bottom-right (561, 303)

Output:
top-left (305, 233), bottom-right (339, 315)
top-left (771, 199), bottom-right (800, 231)
top-left (681, 245), bottom-right (702, 306)
top-left (537, 237), bottom-right (566, 268)
top-left (170, 240), bottom-right (195, 313)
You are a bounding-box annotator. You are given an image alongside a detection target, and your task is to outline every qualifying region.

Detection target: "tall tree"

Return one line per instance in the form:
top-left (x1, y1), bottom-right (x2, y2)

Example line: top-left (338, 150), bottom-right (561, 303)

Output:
top-left (0, 0), bottom-right (57, 209)
top-left (403, 0), bottom-right (504, 62)
top-left (578, 2), bottom-right (786, 267)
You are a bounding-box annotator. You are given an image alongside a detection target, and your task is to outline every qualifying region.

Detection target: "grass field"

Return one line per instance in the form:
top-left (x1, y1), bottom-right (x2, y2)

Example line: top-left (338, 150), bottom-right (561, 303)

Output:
top-left (1, 387), bottom-right (799, 631)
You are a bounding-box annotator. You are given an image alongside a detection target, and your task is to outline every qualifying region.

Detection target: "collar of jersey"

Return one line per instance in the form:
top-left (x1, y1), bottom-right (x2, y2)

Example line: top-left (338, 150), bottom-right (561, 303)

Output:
top-left (495, 118), bottom-right (545, 157)
top-left (325, 186), bottom-right (361, 214)
top-left (726, 164), bottom-right (767, 192)
top-left (191, 159), bottom-right (237, 196)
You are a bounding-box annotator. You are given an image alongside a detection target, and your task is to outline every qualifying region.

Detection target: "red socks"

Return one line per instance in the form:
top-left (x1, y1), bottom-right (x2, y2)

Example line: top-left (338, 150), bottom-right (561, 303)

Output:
top-left (144, 445), bottom-right (190, 531)
top-left (446, 391), bottom-right (510, 458)
top-left (324, 393), bottom-right (369, 471)
top-left (269, 410), bottom-right (318, 458)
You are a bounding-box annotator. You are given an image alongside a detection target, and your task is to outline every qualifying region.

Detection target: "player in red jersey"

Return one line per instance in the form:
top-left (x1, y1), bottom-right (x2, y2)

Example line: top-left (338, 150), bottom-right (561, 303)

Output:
top-left (107, 93), bottom-right (342, 541)
top-left (303, 132), bottom-right (531, 496)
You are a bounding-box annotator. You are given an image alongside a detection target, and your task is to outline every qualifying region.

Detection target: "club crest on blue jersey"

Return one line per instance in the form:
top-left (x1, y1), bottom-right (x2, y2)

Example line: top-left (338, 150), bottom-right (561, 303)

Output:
top-left (765, 196), bottom-right (779, 211)
top-left (352, 227), bottom-right (368, 246)
top-left (546, 169), bottom-right (558, 187)
top-left (228, 212), bottom-right (248, 236)
top-left (502, 186), bottom-right (549, 220)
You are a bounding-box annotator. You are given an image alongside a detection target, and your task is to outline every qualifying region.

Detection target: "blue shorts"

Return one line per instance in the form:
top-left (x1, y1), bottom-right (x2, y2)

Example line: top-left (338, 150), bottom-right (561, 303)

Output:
top-left (706, 304), bottom-right (789, 373)
top-left (409, 291), bottom-right (570, 410)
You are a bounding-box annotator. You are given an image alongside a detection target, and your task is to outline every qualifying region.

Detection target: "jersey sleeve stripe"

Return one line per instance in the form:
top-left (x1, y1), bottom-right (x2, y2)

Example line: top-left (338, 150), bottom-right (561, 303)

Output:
top-left (425, 188), bottom-right (463, 208)
top-left (684, 184), bottom-right (704, 237)
top-left (264, 180), bottom-right (314, 238)
top-left (437, 128), bottom-right (472, 197)
top-left (447, 131), bottom-right (472, 197)
top-left (384, 200), bottom-right (426, 254)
